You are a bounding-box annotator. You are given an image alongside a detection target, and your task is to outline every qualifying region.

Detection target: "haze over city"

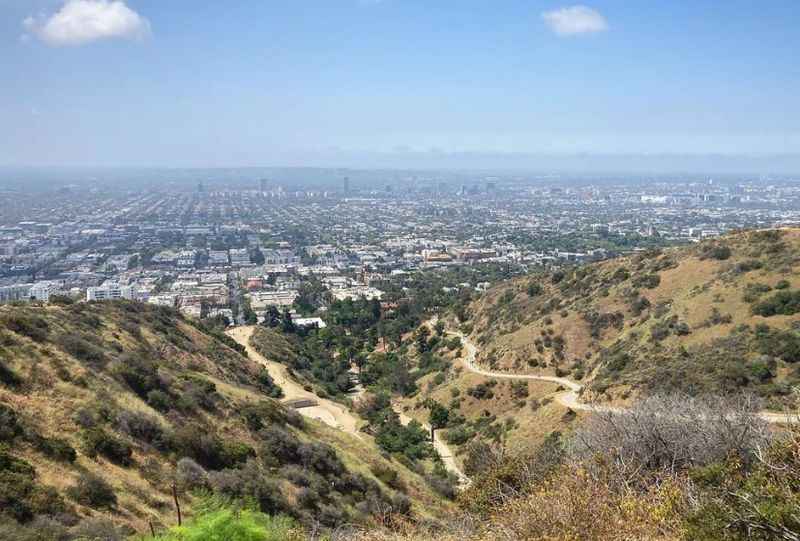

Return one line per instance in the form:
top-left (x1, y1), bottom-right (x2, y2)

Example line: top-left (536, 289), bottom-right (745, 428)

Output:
top-left (4, 3), bottom-right (800, 541)
top-left (2, 0), bottom-right (799, 171)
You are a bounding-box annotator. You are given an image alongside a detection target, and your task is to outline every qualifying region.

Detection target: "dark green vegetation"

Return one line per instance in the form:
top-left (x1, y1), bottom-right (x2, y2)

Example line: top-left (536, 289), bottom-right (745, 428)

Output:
top-left (0, 301), bottom-right (445, 538)
top-left (592, 323), bottom-right (800, 407)
top-left (752, 289), bottom-right (800, 317)
top-left (251, 287), bottom-right (473, 500)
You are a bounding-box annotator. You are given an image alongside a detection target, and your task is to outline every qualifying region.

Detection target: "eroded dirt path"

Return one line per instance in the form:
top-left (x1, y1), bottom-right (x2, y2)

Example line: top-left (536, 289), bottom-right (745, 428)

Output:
top-left (443, 321), bottom-right (795, 425)
top-left (395, 409), bottom-right (471, 488)
top-left (227, 326), bottom-right (362, 437)
top-left (228, 326), bottom-right (472, 484)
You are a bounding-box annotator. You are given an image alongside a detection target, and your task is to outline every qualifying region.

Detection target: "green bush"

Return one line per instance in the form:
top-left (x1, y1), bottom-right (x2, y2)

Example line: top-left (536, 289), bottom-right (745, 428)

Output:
top-left (612, 268), bottom-right (630, 283)
top-left (0, 404), bottom-right (23, 442)
top-left (527, 283), bottom-right (543, 297)
top-left (444, 425), bottom-right (475, 445)
top-left (172, 425), bottom-right (254, 470)
top-left (630, 296), bottom-right (651, 316)
top-left (0, 359), bottom-right (22, 387)
top-left (551, 270), bottom-right (566, 284)
top-left (633, 273), bottom-right (661, 289)
top-left (752, 290), bottom-right (800, 317)
top-left (734, 259), bottom-right (763, 273)
top-left (374, 418), bottom-right (433, 461)
top-left (241, 401), bottom-right (290, 432)
top-left (31, 435), bottom-right (77, 463)
top-left (147, 389), bottom-right (171, 412)
top-left (743, 282), bottom-right (773, 303)
top-left (113, 354), bottom-right (161, 398)
top-left (511, 381), bottom-right (529, 399)
top-left (115, 410), bottom-right (170, 450)
top-left (467, 381), bottom-right (496, 400)
top-left (756, 329), bottom-right (800, 363)
top-left (369, 463), bottom-right (406, 491)
top-left (256, 368), bottom-right (284, 399)
top-left (146, 501), bottom-right (298, 541)
top-left (701, 245), bottom-right (732, 261)
top-left (0, 445), bottom-right (66, 523)
top-left (68, 472), bottom-right (117, 509)
top-left (57, 334), bottom-right (107, 368)
top-left (1, 314), bottom-right (49, 343)
top-left (48, 294), bottom-right (74, 306)
top-left (81, 428), bottom-right (133, 466)
top-left (685, 429), bottom-right (800, 540)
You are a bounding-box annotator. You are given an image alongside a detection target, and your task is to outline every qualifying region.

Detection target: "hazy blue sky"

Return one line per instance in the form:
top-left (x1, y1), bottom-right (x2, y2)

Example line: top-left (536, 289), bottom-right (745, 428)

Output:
top-left (1, 0), bottom-right (799, 168)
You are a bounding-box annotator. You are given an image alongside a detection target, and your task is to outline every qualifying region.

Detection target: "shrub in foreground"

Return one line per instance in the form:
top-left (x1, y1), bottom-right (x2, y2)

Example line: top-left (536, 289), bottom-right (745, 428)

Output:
top-left (143, 499), bottom-right (300, 541)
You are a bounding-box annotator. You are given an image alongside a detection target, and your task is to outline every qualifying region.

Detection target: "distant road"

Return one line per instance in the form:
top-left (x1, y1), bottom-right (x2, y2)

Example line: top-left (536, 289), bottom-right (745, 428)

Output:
top-left (438, 319), bottom-right (797, 425)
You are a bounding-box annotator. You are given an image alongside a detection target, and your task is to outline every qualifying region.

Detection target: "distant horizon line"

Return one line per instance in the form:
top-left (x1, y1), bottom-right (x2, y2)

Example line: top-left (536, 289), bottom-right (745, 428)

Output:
top-left (2, 151), bottom-right (800, 177)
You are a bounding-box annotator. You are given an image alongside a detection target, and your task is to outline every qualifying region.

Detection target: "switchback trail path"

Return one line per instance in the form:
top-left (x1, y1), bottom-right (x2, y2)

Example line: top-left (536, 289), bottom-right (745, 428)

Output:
top-left (227, 326), bottom-right (471, 485)
top-left (436, 320), bottom-right (797, 425)
top-left (227, 326), bottom-right (362, 437)
top-left (396, 409), bottom-right (471, 488)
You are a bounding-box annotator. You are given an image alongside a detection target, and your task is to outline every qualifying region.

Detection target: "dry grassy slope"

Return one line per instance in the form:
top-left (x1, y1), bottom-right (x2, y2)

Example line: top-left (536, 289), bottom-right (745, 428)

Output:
top-left (466, 228), bottom-right (800, 409)
top-left (0, 301), bottom-right (451, 535)
top-left (393, 331), bottom-right (579, 461)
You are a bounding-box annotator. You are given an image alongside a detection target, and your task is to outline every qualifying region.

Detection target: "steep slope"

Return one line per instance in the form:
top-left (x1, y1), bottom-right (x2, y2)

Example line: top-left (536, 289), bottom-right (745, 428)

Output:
top-left (464, 228), bottom-right (800, 410)
top-left (0, 300), bottom-right (450, 539)
top-left (245, 325), bottom-right (469, 486)
top-left (229, 325), bottom-right (363, 435)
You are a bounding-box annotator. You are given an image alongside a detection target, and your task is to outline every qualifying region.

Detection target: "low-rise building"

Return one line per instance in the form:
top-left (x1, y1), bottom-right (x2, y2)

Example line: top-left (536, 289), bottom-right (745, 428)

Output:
top-left (263, 249), bottom-right (298, 265)
top-left (229, 248), bottom-right (251, 266)
top-left (29, 281), bottom-right (63, 302)
top-left (86, 282), bottom-right (143, 301)
top-left (208, 251), bottom-right (229, 266)
top-left (332, 286), bottom-right (384, 301)
top-left (0, 283), bottom-right (33, 303)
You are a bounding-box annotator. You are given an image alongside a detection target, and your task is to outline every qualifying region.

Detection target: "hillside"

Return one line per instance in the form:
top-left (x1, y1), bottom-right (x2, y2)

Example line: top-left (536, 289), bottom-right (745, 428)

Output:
top-left (0, 300), bottom-right (450, 539)
top-left (462, 228), bottom-right (800, 410)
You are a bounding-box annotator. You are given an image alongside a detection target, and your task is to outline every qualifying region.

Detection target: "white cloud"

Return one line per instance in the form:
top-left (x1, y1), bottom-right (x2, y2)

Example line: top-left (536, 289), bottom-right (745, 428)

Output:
top-left (542, 5), bottom-right (608, 36)
top-left (23, 0), bottom-right (150, 46)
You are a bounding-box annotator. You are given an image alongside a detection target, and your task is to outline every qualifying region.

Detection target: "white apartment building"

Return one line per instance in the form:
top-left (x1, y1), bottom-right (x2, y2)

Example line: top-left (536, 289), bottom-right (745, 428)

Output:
top-left (148, 294), bottom-right (178, 307)
top-left (208, 251), bottom-right (229, 266)
top-left (177, 250), bottom-right (198, 268)
top-left (248, 290), bottom-right (298, 310)
top-left (262, 249), bottom-right (298, 265)
top-left (86, 282), bottom-right (140, 302)
top-left (29, 281), bottom-right (63, 302)
top-left (332, 286), bottom-right (384, 301)
top-left (229, 248), bottom-right (251, 266)
top-left (0, 283), bottom-right (33, 303)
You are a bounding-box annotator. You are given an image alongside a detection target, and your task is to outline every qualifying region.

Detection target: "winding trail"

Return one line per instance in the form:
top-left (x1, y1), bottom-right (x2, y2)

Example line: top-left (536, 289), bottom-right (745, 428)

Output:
top-left (396, 409), bottom-right (471, 488)
top-left (227, 326), bottom-right (362, 437)
top-left (227, 326), bottom-right (471, 486)
top-left (442, 321), bottom-right (797, 425)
